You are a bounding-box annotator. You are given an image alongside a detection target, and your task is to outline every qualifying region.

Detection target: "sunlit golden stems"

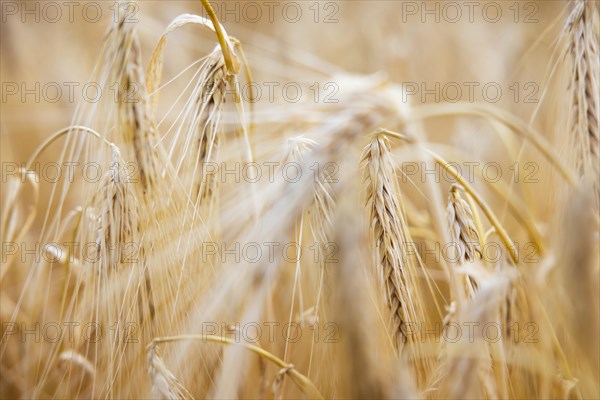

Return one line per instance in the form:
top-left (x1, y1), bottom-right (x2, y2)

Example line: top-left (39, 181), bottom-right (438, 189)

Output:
top-left (148, 335), bottom-right (324, 399)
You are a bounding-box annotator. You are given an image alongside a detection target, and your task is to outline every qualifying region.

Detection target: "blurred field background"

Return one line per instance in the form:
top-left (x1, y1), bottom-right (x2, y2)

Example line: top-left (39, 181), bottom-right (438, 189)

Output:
top-left (1, 1), bottom-right (598, 399)
top-left (2, 0), bottom-right (569, 233)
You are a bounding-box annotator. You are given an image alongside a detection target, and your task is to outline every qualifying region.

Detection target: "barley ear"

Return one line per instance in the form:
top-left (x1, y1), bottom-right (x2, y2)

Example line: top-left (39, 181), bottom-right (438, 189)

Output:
top-left (362, 132), bottom-right (414, 349)
top-left (565, 0), bottom-right (600, 177)
top-left (147, 343), bottom-right (194, 400)
top-left (447, 184), bottom-right (482, 264)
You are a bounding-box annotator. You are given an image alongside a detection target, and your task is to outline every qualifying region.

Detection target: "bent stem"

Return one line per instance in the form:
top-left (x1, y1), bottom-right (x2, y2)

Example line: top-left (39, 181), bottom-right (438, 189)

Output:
top-left (26, 125), bottom-right (115, 171)
top-left (200, 0), bottom-right (239, 74)
top-left (382, 129), bottom-right (519, 265)
top-left (148, 334), bottom-right (324, 399)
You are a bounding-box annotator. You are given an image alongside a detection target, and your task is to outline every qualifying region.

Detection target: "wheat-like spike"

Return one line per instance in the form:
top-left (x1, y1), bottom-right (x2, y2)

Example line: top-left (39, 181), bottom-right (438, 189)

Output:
top-left (112, 20), bottom-right (163, 194)
top-left (361, 132), bottom-right (415, 349)
top-left (91, 145), bottom-right (139, 271)
top-left (281, 136), bottom-right (334, 242)
top-left (447, 184), bottom-right (482, 265)
top-left (147, 344), bottom-right (194, 400)
top-left (565, 0), bottom-right (600, 176)
top-left (193, 46), bottom-right (227, 203)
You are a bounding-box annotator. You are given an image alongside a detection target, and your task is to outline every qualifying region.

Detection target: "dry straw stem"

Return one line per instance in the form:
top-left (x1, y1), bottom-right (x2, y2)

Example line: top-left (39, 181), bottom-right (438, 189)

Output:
top-left (200, 0), bottom-right (240, 74)
top-left (381, 129), bottom-right (519, 265)
top-left (148, 335), bottom-right (324, 399)
top-left (565, 0), bottom-right (599, 175)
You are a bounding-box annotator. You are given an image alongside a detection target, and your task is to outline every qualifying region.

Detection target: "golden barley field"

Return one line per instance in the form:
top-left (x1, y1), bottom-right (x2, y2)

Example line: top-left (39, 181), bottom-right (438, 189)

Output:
top-left (1, 0), bottom-right (599, 399)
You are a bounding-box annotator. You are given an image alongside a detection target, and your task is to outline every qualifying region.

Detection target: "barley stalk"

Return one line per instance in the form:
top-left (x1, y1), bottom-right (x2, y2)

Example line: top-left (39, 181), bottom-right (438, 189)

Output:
top-left (362, 132), bottom-right (417, 349)
top-left (565, 0), bottom-right (600, 177)
top-left (147, 343), bottom-right (194, 400)
top-left (447, 184), bottom-right (482, 265)
top-left (191, 46), bottom-right (227, 203)
top-left (91, 145), bottom-right (139, 271)
top-left (113, 22), bottom-right (162, 194)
